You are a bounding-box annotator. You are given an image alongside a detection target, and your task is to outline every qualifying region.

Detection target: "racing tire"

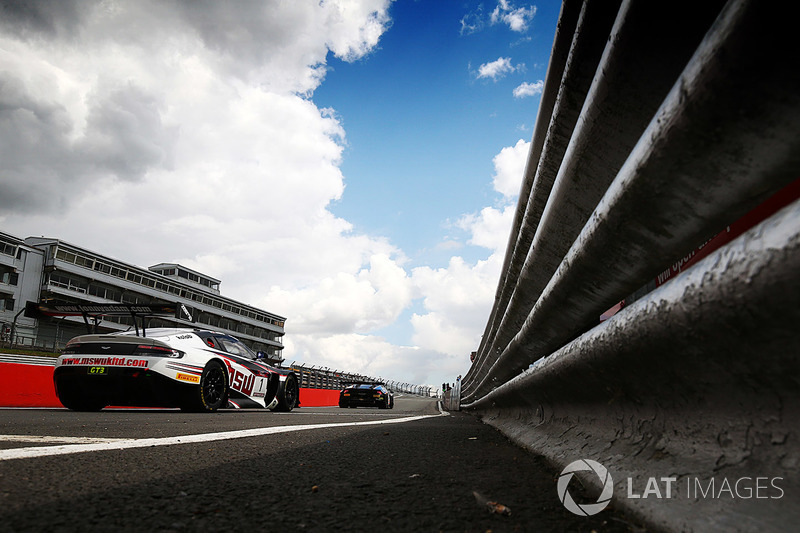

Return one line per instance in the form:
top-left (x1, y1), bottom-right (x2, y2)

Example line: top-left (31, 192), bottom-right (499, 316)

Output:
top-left (181, 361), bottom-right (228, 413)
top-left (273, 374), bottom-right (298, 412)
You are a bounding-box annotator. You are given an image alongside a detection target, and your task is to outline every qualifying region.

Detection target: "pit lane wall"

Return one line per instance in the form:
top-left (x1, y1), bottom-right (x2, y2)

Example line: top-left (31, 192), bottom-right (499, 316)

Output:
top-left (0, 357), bottom-right (340, 408)
top-left (461, 1), bottom-right (800, 531)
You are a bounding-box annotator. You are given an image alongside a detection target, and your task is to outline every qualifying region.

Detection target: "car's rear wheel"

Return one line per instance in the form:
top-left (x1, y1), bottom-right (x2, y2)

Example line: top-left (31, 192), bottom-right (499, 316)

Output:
top-left (182, 361), bottom-right (228, 412)
top-left (273, 374), bottom-right (298, 412)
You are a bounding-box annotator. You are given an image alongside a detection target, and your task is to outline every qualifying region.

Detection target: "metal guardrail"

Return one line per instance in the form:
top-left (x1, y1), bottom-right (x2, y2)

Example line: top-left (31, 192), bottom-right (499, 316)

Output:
top-left (287, 362), bottom-right (436, 396)
top-left (441, 380), bottom-right (461, 411)
top-left (461, 0), bottom-right (800, 530)
top-left (0, 354), bottom-right (57, 366)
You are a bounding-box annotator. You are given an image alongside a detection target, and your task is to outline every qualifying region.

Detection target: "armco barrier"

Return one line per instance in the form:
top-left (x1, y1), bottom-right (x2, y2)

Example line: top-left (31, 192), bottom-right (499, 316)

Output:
top-left (470, 204), bottom-right (800, 531)
top-left (0, 358), bottom-right (340, 408)
top-left (461, 0), bottom-right (800, 531)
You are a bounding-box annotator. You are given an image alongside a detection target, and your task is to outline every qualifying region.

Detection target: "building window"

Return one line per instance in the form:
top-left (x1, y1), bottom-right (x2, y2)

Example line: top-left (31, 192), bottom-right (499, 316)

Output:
top-left (48, 272), bottom-right (88, 294)
top-left (55, 249), bottom-right (77, 264)
top-left (93, 262), bottom-right (112, 274)
top-left (0, 266), bottom-right (19, 286)
top-left (78, 255), bottom-right (94, 268)
top-left (0, 240), bottom-right (17, 257)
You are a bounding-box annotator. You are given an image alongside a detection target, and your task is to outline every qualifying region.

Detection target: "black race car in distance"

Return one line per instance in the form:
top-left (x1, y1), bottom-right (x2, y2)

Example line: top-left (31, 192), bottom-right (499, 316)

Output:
top-left (338, 382), bottom-right (394, 409)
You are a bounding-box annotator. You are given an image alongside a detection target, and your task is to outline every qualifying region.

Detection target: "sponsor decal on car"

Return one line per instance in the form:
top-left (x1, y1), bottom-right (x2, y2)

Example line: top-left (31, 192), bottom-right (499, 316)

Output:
top-left (176, 372), bottom-right (201, 383)
top-left (62, 357), bottom-right (148, 368)
top-left (230, 368), bottom-right (256, 395)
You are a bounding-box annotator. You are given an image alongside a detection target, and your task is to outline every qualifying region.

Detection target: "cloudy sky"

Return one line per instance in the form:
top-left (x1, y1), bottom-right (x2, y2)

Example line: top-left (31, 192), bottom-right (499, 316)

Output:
top-left (0, 0), bottom-right (560, 390)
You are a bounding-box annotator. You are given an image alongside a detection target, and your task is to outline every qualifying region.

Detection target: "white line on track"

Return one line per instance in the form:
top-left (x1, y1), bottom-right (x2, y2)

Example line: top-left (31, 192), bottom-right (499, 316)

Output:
top-left (0, 435), bottom-right (128, 444)
top-left (0, 414), bottom-right (444, 462)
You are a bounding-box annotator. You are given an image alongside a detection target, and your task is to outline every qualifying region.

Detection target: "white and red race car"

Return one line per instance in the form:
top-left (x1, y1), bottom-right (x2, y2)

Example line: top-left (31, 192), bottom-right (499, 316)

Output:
top-left (27, 302), bottom-right (298, 413)
top-left (53, 327), bottom-right (299, 412)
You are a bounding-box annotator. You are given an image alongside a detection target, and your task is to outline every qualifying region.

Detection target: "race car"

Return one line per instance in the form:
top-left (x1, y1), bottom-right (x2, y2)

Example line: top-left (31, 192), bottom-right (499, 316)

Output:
top-left (338, 382), bottom-right (394, 409)
top-left (53, 327), bottom-right (299, 412)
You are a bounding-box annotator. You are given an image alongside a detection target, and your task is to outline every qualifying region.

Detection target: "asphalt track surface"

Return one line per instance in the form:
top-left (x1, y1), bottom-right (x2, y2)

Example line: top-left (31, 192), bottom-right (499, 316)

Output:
top-left (0, 396), bottom-right (648, 532)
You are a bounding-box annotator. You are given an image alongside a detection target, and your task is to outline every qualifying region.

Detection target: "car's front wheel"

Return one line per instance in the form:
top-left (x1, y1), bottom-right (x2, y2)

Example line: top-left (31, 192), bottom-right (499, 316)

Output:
top-left (272, 374), bottom-right (298, 412)
top-left (182, 361), bottom-right (228, 412)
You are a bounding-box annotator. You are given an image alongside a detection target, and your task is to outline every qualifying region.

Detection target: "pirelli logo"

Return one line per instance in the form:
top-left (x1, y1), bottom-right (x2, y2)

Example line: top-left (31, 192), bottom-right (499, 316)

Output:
top-left (176, 373), bottom-right (200, 384)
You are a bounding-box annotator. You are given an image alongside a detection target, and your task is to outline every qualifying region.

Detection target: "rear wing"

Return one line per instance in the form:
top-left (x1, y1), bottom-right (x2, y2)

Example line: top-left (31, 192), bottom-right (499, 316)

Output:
top-left (24, 301), bottom-right (196, 336)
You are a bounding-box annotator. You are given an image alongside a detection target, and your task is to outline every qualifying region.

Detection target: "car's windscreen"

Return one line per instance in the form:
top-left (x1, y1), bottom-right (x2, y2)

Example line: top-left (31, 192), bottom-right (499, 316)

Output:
top-left (216, 336), bottom-right (257, 359)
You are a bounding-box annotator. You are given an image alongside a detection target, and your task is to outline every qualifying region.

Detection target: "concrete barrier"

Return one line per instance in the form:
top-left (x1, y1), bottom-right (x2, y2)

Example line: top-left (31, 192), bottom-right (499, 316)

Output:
top-left (467, 201), bottom-right (800, 531)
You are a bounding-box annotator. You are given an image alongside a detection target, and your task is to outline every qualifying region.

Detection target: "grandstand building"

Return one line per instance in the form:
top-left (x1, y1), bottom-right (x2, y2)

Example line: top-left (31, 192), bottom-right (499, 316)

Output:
top-left (0, 232), bottom-right (285, 363)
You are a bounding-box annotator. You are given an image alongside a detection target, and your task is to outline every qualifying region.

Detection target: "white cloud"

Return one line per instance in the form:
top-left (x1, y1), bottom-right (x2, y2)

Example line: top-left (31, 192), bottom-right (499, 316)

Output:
top-left (491, 1), bottom-right (537, 32)
top-left (411, 255), bottom-right (499, 354)
top-left (513, 80), bottom-right (544, 98)
top-left (459, 5), bottom-right (485, 36)
top-left (476, 57), bottom-right (516, 80)
top-left (458, 205), bottom-right (517, 253)
top-left (492, 138), bottom-right (530, 197)
top-left (462, 1), bottom-right (537, 35)
top-left (264, 254), bottom-right (412, 336)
